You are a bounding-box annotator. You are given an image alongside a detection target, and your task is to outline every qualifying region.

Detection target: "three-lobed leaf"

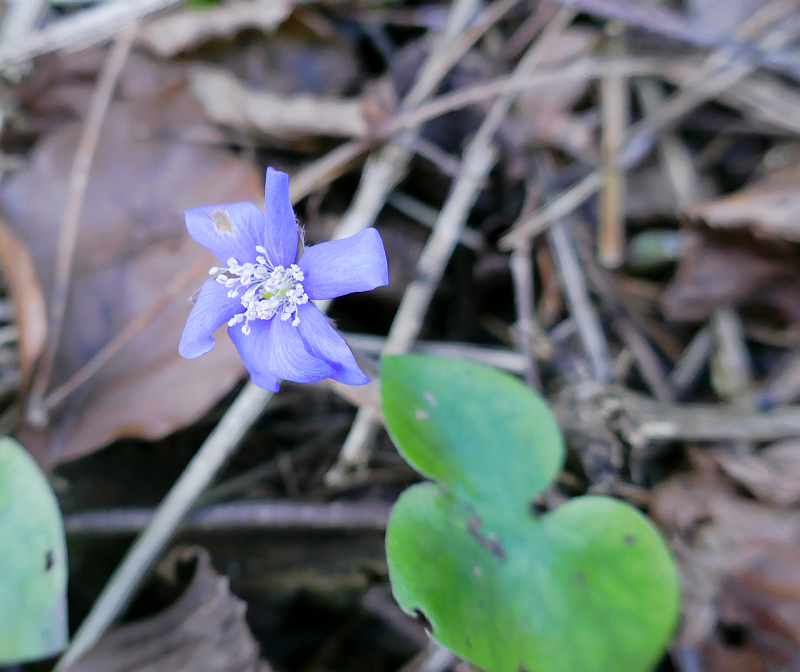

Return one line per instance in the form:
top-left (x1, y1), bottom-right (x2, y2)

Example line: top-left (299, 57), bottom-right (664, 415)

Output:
top-left (0, 437), bottom-right (68, 664)
top-left (382, 355), bottom-right (679, 672)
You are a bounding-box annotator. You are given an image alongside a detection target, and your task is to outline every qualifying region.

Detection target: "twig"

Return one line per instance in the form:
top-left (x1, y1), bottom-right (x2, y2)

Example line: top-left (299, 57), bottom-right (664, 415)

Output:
top-left (710, 307), bottom-right (754, 407)
top-left (334, 0), bottom-right (504, 242)
top-left (343, 332), bottom-right (527, 374)
top-left (635, 78), bottom-right (705, 208)
top-left (54, 91), bottom-right (405, 672)
top-left (510, 240), bottom-right (541, 390)
top-left (570, 220), bottom-right (673, 401)
top-left (548, 0), bottom-right (800, 81)
top-left (63, 500), bottom-right (391, 535)
top-left (54, 380), bottom-right (273, 671)
top-left (621, 393), bottom-right (800, 446)
top-left (547, 216), bottom-right (612, 385)
top-left (0, 0), bottom-right (180, 68)
top-left (326, 7), bottom-right (578, 484)
top-left (670, 326), bottom-right (713, 397)
top-left (598, 21), bottom-right (629, 269)
top-left (388, 191), bottom-right (481, 250)
top-left (26, 22), bottom-right (139, 427)
top-left (499, 4), bottom-right (800, 250)
top-left (0, 0), bottom-right (46, 44)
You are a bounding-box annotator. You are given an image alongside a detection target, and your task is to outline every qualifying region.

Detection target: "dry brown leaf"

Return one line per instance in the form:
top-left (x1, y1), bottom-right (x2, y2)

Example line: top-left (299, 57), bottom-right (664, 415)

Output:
top-left (138, 0), bottom-right (293, 57)
top-left (662, 228), bottom-right (800, 323)
top-left (71, 547), bottom-right (270, 672)
top-left (189, 66), bottom-right (371, 140)
top-left (713, 441), bottom-right (800, 507)
top-left (689, 166), bottom-right (800, 243)
top-left (0, 221), bottom-right (46, 388)
top-left (0, 57), bottom-right (261, 468)
top-left (652, 453), bottom-right (800, 668)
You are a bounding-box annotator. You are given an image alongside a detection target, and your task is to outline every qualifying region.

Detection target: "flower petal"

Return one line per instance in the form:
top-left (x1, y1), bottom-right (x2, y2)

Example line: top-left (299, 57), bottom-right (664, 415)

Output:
top-left (228, 317), bottom-right (335, 387)
top-left (185, 201), bottom-right (264, 265)
top-left (296, 304), bottom-right (369, 385)
top-left (263, 167), bottom-right (298, 267)
top-left (298, 228), bottom-right (389, 300)
top-left (179, 279), bottom-right (241, 359)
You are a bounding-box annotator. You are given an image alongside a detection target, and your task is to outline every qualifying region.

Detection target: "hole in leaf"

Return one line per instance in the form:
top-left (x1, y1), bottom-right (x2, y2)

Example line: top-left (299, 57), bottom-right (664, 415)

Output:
top-left (529, 497), bottom-right (547, 518)
top-left (718, 621), bottom-right (748, 647)
top-left (625, 535), bottom-right (636, 545)
top-left (44, 550), bottom-right (54, 572)
top-left (413, 608), bottom-right (433, 633)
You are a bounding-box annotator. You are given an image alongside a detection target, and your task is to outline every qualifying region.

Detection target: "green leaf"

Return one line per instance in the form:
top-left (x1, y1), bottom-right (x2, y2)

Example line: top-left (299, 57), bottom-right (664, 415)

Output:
top-left (0, 437), bottom-right (68, 664)
top-left (382, 355), bottom-right (679, 672)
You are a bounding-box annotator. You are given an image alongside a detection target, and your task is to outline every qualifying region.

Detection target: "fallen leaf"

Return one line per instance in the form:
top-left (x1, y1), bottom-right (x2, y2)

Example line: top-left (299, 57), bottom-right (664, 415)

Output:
top-left (0, 55), bottom-right (261, 468)
top-left (138, 0), bottom-right (293, 57)
top-left (71, 547), bottom-right (270, 672)
top-left (689, 166), bottom-right (800, 243)
top-left (712, 441), bottom-right (800, 507)
top-left (189, 65), bottom-right (371, 140)
top-left (661, 228), bottom-right (800, 323)
top-left (652, 452), bottom-right (800, 669)
top-left (0, 222), bottom-right (46, 388)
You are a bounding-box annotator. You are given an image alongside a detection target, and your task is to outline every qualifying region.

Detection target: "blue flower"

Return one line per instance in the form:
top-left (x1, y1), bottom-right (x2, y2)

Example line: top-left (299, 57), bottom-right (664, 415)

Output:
top-left (179, 167), bottom-right (389, 392)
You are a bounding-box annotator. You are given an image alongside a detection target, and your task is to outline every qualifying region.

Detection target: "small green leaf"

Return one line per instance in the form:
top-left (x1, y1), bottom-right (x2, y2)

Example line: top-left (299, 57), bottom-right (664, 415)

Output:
top-left (0, 437), bottom-right (68, 664)
top-left (382, 356), bottom-right (679, 672)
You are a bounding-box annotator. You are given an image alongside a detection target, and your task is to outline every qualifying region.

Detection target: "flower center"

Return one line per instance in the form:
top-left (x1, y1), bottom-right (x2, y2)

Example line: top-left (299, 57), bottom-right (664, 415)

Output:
top-left (210, 246), bottom-right (309, 334)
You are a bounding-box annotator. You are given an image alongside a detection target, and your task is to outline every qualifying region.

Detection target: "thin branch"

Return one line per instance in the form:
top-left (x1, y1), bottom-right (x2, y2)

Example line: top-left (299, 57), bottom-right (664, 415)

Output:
top-left (64, 500), bottom-right (391, 535)
top-left (0, 0), bottom-right (180, 68)
top-left (26, 22), bottom-right (139, 427)
top-left (499, 3), bottom-right (800, 250)
top-left (326, 7), bottom-right (579, 484)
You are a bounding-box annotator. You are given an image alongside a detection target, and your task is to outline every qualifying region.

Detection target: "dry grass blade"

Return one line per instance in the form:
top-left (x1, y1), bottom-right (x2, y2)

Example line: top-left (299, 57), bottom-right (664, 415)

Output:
top-left (326, 7), bottom-right (579, 484)
top-left (598, 22), bottom-right (629, 269)
top-left (26, 21), bottom-right (139, 427)
top-left (500, 1), bottom-right (800, 251)
top-left (0, 0), bottom-right (181, 68)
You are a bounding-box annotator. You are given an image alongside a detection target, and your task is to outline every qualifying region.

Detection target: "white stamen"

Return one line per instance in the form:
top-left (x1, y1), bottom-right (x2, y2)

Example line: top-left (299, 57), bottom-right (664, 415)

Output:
top-left (209, 253), bottom-right (309, 334)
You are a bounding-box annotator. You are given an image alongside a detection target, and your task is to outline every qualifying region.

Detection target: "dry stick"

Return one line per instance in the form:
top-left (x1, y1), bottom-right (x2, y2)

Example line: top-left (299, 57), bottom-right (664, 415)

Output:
top-left (635, 78), bottom-right (718, 404)
top-left (0, 0), bottom-right (47, 43)
top-left (549, 0), bottom-right (800, 82)
top-left (63, 500), bottom-right (392, 535)
top-left (26, 23), bottom-right (138, 428)
top-left (45, 61), bottom-right (679, 416)
top-left (670, 326), bottom-right (713, 397)
top-left (53, 137), bottom-right (410, 668)
top-left (0, 0), bottom-right (181, 68)
top-left (598, 21), bottom-right (629, 269)
top-left (383, 56), bottom-right (677, 137)
top-left (291, 56), bottom-right (685, 210)
top-left (510, 240), bottom-right (542, 391)
top-left (547, 216), bottom-right (612, 385)
top-left (510, 185), bottom-right (544, 391)
top-left (327, 8), bottom-right (579, 483)
top-left (54, 379), bottom-right (273, 672)
top-left (344, 332), bottom-right (527, 374)
top-left (711, 307), bottom-right (755, 408)
top-left (334, 0), bottom-right (512, 242)
top-left (54, 2), bottom-right (506, 665)
top-left (569, 220), bottom-right (674, 401)
top-left (499, 4), bottom-right (800, 250)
